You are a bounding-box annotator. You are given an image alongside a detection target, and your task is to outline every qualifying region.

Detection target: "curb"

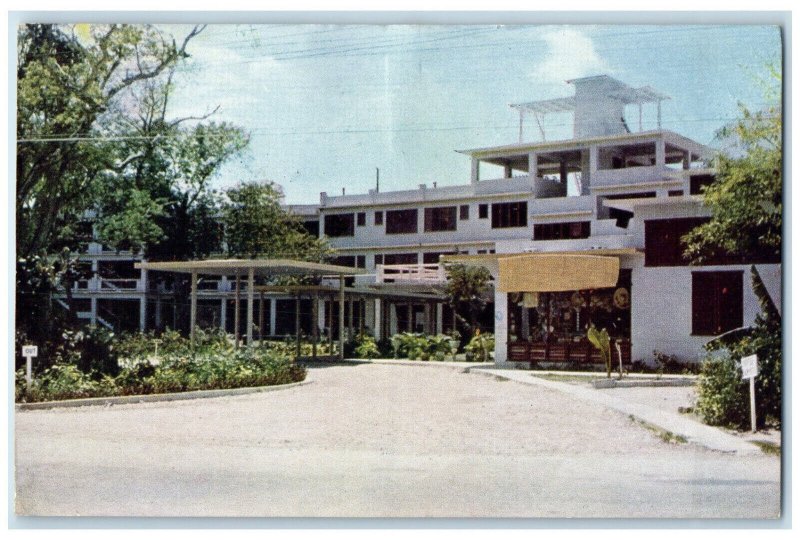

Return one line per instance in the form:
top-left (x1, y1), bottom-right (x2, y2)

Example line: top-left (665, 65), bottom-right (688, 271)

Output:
top-left (470, 368), bottom-right (763, 456)
top-left (15, 378), bottom-right (312, 411)
top-left (590, 377), bottom-right (696, 389)
top-left (336, 358), bottom-right (494, 372)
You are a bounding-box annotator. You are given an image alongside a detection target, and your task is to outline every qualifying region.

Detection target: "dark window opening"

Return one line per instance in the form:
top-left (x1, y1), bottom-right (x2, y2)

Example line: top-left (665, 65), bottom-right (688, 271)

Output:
top-left (424, 206), bottom-right (457, 232)
top-left (534, 221), bottom-right (591, 241)
top-left (668, 190), bottom-right (684, 197)
top-left (692, 271), bottom-right (743, 336)
top-left (356, 255), bottom-right (366, 268)
top-left (302, 219), bottom-right (320, 237)
top-left (423, 251), bottom-right (456, 264)
top-left (644, 218), bottom-right (708, 267)
top-left (383, 253), bottom-right (419, 265)
top-left (459, 205), bottom-right (470, 220)
top-left (356, 212), bottom-right (366, 226)
top-left (374, 211), bottom-right (383, 225)
top-left (331, 255), bottom-right (356, 267)
top-left (690, 174), bottom-right (716, 195)
top-left (491, 201), bottom-right (527, 228)
top-left (324, 214), bottom-right (354, 237)
top-left (386, 209), bottom-right (418, 234)
top-left (478, 204), bottom-right (488, 219)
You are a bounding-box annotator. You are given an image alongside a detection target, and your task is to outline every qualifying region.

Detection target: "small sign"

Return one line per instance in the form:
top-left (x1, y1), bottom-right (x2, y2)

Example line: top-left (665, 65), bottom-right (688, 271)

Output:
top-left (741, 354), bottom-right (759, 380)
top-left (22, 345), bottom-right (38, 357)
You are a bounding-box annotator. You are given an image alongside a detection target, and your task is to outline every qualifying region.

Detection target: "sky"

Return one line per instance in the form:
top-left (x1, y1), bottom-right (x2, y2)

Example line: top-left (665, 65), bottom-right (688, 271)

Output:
top-left (162, 23), bottom-right (783, 205)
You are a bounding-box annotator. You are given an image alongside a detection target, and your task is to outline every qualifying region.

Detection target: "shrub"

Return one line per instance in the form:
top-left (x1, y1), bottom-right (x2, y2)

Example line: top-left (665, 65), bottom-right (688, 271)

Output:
top-left (695, 352), bottom-right (751, 429)
top-left (464, 332), bottom-right (494, 362)
top-left (391, 333), bottom-right (457, 361)
top-left (15, 332), bottom-right (306, 403)
top-left (354, 334), bottom-right (381, 359)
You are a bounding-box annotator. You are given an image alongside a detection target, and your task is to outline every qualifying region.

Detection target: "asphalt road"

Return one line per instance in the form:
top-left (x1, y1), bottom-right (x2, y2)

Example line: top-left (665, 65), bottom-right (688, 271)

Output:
top-left (14, 362), bottom-right (781, 518)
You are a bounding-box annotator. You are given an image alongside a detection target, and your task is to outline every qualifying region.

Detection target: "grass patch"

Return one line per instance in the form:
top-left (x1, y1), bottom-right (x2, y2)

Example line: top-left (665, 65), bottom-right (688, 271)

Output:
top-left (752, 440), bottom-right (781, 456)
top-left (629, 415), bottom-right (688, 445)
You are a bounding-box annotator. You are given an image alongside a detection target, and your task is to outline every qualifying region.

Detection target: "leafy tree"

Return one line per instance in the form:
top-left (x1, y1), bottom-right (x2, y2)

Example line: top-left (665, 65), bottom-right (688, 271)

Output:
top-left (683, 67), bottom-right (782, 264)
top-left (17, 23), bottom-right (204, 259)
top-left (444, 264), bottom-right (492, 342)
top-left (221, 181), bottom-right (330, 262)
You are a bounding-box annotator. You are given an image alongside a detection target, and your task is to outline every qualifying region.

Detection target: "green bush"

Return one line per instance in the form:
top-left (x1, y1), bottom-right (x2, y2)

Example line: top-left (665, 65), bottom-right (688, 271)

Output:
top-left (695, 352), bottom-right (751, 429)
top-left (354, 334), bottom-right (381, 359)
top-left (16, 332), bottom-right (306, 404)
top-left (391, 333), bottom-right (457, 361)
top-left (464, 332), bottom-right (494, 362)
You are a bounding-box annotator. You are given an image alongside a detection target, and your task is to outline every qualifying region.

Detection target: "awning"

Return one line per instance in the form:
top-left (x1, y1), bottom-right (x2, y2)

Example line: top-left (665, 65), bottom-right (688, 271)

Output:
top-left (497, 254), bottom-right (619, 293)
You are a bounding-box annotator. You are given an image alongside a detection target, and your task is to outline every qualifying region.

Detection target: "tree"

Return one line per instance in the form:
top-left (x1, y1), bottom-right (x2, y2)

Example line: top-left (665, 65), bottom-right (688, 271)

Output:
top-left (682, 67), bottom-right (782, 264)
top-left (221, 181), bottom-right (330, 262)
top-left (17, 24), bottom-right (205, 259)
top-left (444, 264), bottom-right (492, 341)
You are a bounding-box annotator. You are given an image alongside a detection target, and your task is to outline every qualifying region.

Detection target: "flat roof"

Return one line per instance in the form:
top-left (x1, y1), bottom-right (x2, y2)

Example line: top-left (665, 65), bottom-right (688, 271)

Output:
top-left (135, 258), bottom-right (366, 277)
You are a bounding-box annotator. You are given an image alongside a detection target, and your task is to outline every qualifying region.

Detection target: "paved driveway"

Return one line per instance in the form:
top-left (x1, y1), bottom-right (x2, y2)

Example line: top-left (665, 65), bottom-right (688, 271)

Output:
top-left (14, 362), bottom-right (781, 518)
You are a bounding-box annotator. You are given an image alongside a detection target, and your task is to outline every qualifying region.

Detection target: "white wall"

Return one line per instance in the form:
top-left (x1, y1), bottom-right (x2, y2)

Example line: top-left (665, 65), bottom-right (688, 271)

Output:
top-left (631, 262), bottom-right (782, 364)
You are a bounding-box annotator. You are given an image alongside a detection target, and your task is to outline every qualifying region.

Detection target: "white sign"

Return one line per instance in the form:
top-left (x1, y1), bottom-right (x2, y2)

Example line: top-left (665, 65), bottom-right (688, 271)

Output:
top-left (741, 354), bottom-right (759, 380)
top-left (22, 345), bottom-right (38, 357)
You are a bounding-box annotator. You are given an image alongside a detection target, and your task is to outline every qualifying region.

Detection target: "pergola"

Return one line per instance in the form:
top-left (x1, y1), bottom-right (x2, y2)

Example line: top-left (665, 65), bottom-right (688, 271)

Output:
top-left (134, 258), bottom-right (366, 359)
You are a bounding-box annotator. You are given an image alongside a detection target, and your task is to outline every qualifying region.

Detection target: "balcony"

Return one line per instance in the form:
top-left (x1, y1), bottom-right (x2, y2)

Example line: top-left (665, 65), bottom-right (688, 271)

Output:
top-left (376, 264), bottom-right (446, 284)
top-left (73, 277), bottom-right (144, 293)
top-left (590, 165), bottom-right (666, 188)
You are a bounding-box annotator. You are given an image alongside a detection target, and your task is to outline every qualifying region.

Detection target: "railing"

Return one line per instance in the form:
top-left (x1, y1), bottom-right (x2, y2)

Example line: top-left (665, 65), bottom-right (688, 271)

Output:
top-left (376, 263), bottom-right (446, 284)
top-left (508, 338), bottom-right (631, 365)
top-left (72, 277), bottom-right (143, 292)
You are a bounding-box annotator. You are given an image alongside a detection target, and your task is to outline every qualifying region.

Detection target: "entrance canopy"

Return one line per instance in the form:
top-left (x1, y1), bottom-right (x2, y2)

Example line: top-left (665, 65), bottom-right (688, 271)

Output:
top-left (135, 258), bottom-right (365, 278)
top-left (498, 254), bottom-right (618, 292)
top-left (442, 249), bottom-right (636, 292)
top-left (134, 258), bottom-right (366, 357)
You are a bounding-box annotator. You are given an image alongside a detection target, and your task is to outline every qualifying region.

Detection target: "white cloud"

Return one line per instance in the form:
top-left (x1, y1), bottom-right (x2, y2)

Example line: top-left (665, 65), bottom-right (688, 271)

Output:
top-left (532, 27), bottom-right (613, 86)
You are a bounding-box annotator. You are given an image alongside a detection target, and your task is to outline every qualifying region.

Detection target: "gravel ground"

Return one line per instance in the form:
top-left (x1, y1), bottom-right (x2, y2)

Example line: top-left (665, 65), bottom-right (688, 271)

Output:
top-left (14, 363), bottom-right (781, 518)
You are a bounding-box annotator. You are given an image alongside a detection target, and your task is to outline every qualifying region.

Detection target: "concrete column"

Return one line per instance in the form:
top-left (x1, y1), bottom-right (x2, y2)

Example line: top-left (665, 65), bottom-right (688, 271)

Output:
top-left (317, 296), bottom-right (325, 337)
top-left (471, 157), bottom-right (480, 184)
top-left (589, 145), bottom-right (599, 173)
top-left (373, 299), bottom-right (382, 340)
top-left (493, 288), bottom-right (508, 364)
top-left (423, 303), bottom-right (432, 334)
top-left (246, 268), bottom-right (254, 346)
top-left (234, 274), bottom-right (240, 347)
top-left (190, 270), bottom-right (198, 345)
top-left (390, 303), bottom-right (398, 336)
top-left (220, 298), bottom-right (227, 332)
top-left (312, 293), bottom-right (319, 360)
top-left (504, 163), bottom-right (513, 179)
top-left (338, 275), bottom-right (345, 360)
top-left (90, 297), bottom-right (97, 326)
top-left (270, 298), bottom-right (277, 338)
top-left (139, 297), bottom-right (146, 332)
top-left (436, 303), bottom-right (443, 335)
top-left (655, 139), bottom-right (666, 167)
top-left (683, 151), bottom-right (691, 170)
top-left (407, 304), bottom-right (413, 333)
top-left (155, 297), bottom-right (162, 329)
top-left (348, 299), bottom-right (355, 340)
top-left (528, 152), bottom-right (538, 179)
top-left (259, 293), bottom-right (264, 340)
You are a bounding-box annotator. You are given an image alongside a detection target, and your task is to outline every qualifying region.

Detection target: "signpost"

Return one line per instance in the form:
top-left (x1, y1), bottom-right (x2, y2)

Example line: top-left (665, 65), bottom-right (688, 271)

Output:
top-left (741, 354), bottom-right (759, 433)
top-left (22, 345), bottom-right (38, 390)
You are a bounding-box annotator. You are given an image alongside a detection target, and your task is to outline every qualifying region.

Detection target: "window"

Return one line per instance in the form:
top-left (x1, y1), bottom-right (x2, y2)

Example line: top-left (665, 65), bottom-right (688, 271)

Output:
top-left (668, 190), bottom-right (684, 197)
top-left (374, 211), bottom-right (383, 225)
top-left (356, 255), bottom-right (366, 268)
top-left (302, 219), bottom-right (319, 237)
top-left (646, 217), bottom-right (780, 266)
top-left (374, 254), bottom-right (383, 266)
top-left (533, 221), bottom-right (590, 241)
top-left (692, 271), bottom-right (743, 335)
top-left (491, 201), bottom-right (527, 228)
top-left (385, 209), bottom-right (418, 234)
top-left (383, 253), bottom-right (418, 265)
top-left (324, 213), bottom-right (354, 237)
top-left (690, 174), bottom-right (716, 195)
top-left (459, 205), bottom-right (470, 220)
top-left (478, 204), bottom-right (488, 219)
top-left (357, 212), bottom-right (366, 226)
top-left (331, 256), bottom-right (356, 267)
top-left (424, 206), bottom-right (457, 232)
top-left (422, 251), bottom-right (456, 264)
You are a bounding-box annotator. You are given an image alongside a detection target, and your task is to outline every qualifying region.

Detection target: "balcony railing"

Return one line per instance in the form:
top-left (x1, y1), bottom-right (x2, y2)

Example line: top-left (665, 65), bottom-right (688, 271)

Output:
top-left (376, 263), bottom-right (446, 284)
top-left (72, 277), bottom-right (144, 292)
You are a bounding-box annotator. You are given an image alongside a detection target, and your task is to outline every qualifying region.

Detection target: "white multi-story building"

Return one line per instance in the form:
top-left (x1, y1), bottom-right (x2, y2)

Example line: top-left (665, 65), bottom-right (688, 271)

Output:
top-left (63, 75), bottom-right (781, 367)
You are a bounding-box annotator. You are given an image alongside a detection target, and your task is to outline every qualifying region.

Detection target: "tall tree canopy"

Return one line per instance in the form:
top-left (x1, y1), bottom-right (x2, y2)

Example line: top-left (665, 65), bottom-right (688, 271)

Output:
top-left (683, 67), bottom-right (782, 264)
top-left (221, 181), bottom-right (331, 262)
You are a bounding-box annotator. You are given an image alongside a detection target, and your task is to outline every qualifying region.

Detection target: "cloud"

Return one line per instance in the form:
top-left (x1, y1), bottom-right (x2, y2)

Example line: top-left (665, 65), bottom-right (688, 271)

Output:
top-left (532, 27), bottom-right (613, 86)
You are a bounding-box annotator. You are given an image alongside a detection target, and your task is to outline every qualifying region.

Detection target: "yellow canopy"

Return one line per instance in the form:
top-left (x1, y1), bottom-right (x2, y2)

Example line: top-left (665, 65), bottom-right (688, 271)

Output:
top-left (497, 254), bottom-right (619, 293)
